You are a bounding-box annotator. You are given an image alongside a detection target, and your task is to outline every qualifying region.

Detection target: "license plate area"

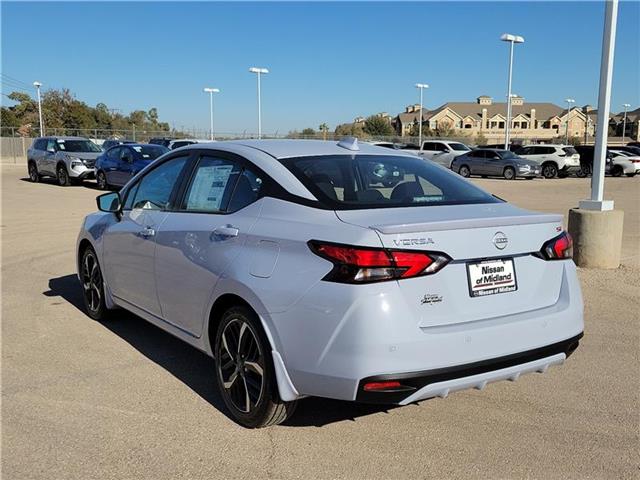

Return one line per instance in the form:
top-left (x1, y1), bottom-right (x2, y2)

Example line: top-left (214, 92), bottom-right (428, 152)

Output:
top-left (467, 258), bottom-right (517, 298)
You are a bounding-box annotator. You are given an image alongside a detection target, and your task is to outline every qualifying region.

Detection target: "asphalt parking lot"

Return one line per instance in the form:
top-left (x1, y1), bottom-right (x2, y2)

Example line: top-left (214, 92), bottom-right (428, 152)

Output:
top-left (2, 164), bottom-right (638, 479)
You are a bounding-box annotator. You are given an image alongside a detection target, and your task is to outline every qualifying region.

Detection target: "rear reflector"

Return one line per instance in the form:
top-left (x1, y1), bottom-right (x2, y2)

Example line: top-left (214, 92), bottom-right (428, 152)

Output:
top-left (363, 381), bottom-right (402, 391)
top-left (309, 241), bottom-right (451, 284)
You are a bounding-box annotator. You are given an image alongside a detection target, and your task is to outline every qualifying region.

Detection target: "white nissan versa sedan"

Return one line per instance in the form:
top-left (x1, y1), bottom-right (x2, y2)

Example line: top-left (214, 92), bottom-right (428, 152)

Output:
top-left (77, 139), bottom-right (584, 428)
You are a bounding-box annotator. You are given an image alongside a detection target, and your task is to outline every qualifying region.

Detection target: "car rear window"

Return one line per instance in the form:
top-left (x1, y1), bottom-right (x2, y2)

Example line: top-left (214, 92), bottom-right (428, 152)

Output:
top-left (448, 143), bottom-right (470, 151)
top-left (132, 145), bottom-right (169, 159)
top-left (280, 154), bottom-right (500, 210)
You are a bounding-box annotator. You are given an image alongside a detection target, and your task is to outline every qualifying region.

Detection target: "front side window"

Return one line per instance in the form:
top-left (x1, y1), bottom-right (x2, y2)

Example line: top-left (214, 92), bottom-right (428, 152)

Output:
top-left (106, 147), bottom-right (121, 160)
top-left (129, 156), bottom-right (188, 210)
top-left (56, 139), bottom-right (102, 152)
top-left (282, 155), bottom-right (500, 209)
top-left (46, 139), bottom-right (58, 152)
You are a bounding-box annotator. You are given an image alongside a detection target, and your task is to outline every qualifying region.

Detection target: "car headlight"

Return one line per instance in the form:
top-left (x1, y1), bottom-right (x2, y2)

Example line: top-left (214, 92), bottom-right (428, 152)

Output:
top-left (70, 158), bottom-right (83, 168)
top-left (518, 165), bottom-right (531, 171)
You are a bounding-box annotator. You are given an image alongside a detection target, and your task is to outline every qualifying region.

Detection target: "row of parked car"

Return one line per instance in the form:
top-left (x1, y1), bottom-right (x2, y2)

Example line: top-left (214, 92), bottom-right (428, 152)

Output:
top-left (25, 136), bottom-right (214, 187)
top-left (25, 136), bottom-right (640, 188)
top-left (374, 140), bottom-right (640, 180)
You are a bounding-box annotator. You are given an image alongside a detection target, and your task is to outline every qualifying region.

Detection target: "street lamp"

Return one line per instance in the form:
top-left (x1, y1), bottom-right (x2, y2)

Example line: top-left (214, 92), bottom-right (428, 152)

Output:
top-left (203, 87), bottom-right (220, 140)
top-left (249, 67), bottom-right (269, 139)
top-left (33, 81), bottom-right (43, 137)
top-left (622, 103), bottom-right (631, 140)
top-left (565, 98), bottom-right (575, 143)
top-left (414, 83), bottom-right (429, 149)
top-left (500, 33), bottom-right (525, 150)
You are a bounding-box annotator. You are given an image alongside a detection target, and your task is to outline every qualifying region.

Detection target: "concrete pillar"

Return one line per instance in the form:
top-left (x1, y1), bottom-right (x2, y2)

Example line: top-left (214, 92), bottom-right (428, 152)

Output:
top-left (568, 209), bottom-right (624, 268)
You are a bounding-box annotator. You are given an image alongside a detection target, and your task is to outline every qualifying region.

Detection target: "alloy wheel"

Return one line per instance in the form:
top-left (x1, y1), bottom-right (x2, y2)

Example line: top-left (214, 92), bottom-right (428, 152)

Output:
top-left (542, 164), bottom-right (557, 179)
top-left (28, 163), bottom-right (38, 182)
top-left (218, 318), bottom-right (265, 414)
top-left (82, 250), bottom-right (102, 314)
top-left (504, 167), bottom-right (515, 180)
top-left (57, 167), bottom-right (69, 186)
top-left (97, 172), bottom-right (107, 190)
top-left (459, 166), bottom-right (470, 178)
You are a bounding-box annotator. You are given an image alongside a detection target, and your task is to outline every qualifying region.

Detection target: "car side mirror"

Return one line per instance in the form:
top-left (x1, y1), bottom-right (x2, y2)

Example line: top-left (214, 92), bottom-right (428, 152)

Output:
top-left (97, 192), bottom-right (121, 213)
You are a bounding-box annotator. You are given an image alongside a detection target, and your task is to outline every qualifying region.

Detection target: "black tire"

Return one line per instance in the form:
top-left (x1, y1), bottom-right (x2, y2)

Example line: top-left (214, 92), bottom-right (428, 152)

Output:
top-left (542, 162), bottom-right (558, 179)
top-left (576, 164), bottom-right (591, 178)
top-left (96, 170), bottom-right (109, 190)
top-left (57, 164), bottom-right (71, 186)
top-left (214, 306), bottom-right (297, 428)
top-left (28, 161), bottom-right (40, 183)
top-left (626, 173), bottom-right (636, 177)
top-left (611, 165), bottom-right (623, 177)
top-left (458, 165), bottom-right (471, 178)
top-left (503, 167), bottom-right (516, 180)
top-left (80, 246), bottom-right (109, 321)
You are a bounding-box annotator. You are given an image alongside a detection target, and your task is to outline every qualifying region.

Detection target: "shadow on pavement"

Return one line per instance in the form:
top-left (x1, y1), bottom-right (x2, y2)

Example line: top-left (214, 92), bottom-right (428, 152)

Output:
top-left (45, 274), bottom-right (395, 427)
top-left (20, 177), bottom-right (101, 189)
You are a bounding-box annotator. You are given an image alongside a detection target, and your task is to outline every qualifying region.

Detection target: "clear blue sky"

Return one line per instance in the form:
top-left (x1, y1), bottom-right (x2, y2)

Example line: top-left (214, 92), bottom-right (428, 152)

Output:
top-left (2, 1), bottom-right (639, 134)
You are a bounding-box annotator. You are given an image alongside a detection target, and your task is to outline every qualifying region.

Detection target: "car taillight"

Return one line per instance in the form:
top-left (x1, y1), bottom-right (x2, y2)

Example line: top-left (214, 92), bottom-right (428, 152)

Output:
top-left (308, 241), bottom-right (451, 283)
top-left (538, 231), bottom-right (573, 260)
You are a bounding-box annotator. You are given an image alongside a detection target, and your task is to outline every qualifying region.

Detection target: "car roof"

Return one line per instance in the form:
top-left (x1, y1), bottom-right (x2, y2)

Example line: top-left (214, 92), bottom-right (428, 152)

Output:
top-left (183, 139), bottom-right (417, 159)
top-left (38, 136), bottom-right (88, 140)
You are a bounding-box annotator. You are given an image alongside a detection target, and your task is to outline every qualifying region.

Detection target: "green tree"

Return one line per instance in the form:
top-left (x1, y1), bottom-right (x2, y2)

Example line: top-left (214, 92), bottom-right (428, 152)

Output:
top-left (335, 123), bottom-right (365, 138)
top-left (301, 127), bottom-right (316, 137)
top-left (363, 115), bottom-right (394, 137)
top-left (474, 132), bottom-right (488, 146)
top-left (319, 123), bottom-right (329, 140)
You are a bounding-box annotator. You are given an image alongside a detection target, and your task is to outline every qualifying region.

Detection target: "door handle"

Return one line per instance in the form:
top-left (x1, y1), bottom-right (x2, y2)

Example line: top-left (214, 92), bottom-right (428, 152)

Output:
top-left (138, 227), bottom-right (155, 238)
top-left (212, 225), bottom-right (239, 239)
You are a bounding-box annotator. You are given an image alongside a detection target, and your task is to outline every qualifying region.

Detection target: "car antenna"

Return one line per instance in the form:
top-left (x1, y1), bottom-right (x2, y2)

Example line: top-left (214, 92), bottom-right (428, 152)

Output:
top-left (337, 137), bottom-right (359, 152)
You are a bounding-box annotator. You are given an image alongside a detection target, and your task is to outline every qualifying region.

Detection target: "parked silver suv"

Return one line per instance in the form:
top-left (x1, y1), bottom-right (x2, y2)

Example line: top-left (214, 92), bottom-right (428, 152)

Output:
top-left (27, 136), bottom-right (102, 186)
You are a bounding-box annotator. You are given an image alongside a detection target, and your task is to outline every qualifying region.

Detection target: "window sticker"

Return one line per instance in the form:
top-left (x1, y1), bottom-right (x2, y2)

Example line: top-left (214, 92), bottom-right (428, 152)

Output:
top-left (187, 164), bottom-right (234, 211)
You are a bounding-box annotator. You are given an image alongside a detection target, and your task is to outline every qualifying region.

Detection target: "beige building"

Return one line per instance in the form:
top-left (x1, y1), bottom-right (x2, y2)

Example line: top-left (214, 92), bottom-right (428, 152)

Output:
top-left (394, 96), bottom-right (596, 143)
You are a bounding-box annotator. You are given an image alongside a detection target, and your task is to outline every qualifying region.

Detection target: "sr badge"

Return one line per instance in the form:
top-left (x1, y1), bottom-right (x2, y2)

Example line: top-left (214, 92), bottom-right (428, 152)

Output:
top-left (421, 294), bottom-right (443, 305)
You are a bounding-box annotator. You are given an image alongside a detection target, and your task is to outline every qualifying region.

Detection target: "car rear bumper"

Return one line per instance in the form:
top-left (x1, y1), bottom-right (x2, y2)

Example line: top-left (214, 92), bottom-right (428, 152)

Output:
top-left (355, 332), bottom-right (582, 404)
top-left (274, 261), bottom-right (584, 403)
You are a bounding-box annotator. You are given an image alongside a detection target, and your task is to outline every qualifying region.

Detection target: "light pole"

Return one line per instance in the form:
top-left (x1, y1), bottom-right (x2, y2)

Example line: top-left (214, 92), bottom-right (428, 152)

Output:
top-left (622, 103), bottom-right (631, 140)
top-left (33, 81), bottom-right (43, 136)
top-left (415, 83), bottom-right (429, 149)
top-left (249, 67), bottom-right (269, 139)
top-left (203, 87), bottom-right (220, 140)
top-left (565, 98), bottom-right (575, 143)
top-left (500, 33), bottom-right (525, 150)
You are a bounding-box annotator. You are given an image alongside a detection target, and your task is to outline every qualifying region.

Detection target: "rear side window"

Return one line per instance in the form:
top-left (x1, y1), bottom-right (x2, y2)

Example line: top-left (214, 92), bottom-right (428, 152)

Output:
top-left (563, 147), bottom-right (577, 155)
top-left (182, 156), bottom-right (240, 213)
top-left (129, 156), bottom-right (188, 210)
top-left (33, 139), bottom-right (46, 150)
top-left (281, 155), bottom-right (499, 209)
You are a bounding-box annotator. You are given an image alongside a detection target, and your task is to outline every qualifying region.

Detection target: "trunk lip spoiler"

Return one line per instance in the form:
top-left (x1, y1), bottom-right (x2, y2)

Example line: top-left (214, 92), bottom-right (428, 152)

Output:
top-left (370, 214), bottom-right (563, 234)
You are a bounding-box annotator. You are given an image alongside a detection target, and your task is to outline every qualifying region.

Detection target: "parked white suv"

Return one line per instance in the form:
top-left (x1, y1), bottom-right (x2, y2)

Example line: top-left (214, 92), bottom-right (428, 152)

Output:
top-left (415, 140), bottom-right (471, 168)
top-left (517, 145), bottom-right (581, 179)
top-left (27, 136), bottom-right (102, 186)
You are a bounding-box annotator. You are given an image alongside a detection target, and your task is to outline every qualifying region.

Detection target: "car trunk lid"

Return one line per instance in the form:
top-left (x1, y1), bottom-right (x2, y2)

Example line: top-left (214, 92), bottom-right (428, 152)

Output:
top-left (335, 203), bottom-right (567, 327)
